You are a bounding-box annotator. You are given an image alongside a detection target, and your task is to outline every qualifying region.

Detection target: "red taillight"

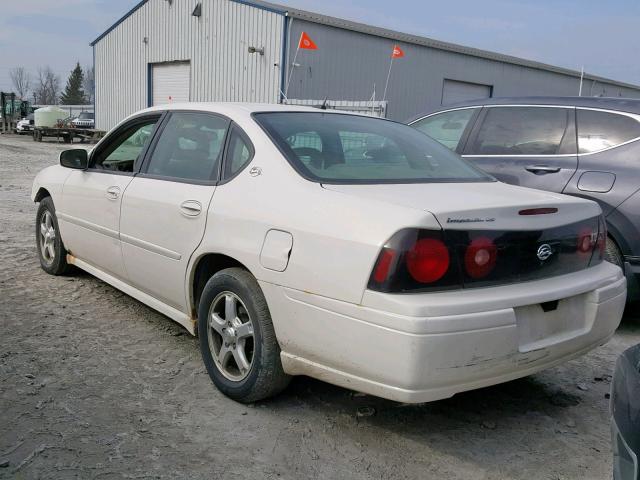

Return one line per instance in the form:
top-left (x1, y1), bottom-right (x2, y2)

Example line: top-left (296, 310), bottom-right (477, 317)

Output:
top-left (406, 238), bottom-right (450, 283)
top-left (373, 248), bottom-right (395, 283)
top-left (464, 237), bottom-right (497, 279)
top-left (577, 227), bottom-right (595, 255)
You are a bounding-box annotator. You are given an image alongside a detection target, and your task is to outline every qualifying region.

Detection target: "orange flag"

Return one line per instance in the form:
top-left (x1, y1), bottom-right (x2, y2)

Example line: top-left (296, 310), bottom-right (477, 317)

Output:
top-left (299, 32), bottom-right (318, 50)
top-left (391, 45), bottom-right (405, 58)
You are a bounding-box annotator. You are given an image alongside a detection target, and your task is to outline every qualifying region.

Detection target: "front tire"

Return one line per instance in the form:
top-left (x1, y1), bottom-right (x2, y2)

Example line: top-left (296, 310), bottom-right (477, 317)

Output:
top-left (198, 268), bottom-right (290, 403)
top-left (36, 197), bottom-right (70, 275)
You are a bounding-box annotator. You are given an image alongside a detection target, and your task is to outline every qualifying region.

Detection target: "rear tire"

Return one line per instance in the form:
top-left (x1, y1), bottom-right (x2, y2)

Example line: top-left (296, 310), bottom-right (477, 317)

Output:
top-left (605, 236), bottom-right (623, 267)
top-left (36, 197), bottom-right (70, 275)
top-left (198, 268), bottom-right (290, 403)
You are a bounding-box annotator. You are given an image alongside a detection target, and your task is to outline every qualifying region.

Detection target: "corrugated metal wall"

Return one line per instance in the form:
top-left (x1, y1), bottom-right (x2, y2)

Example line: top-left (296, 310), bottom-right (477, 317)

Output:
top-left (285, 19), bottom-right (640, 121)
top-left (95, 1), bottom-right (640, 128)
top-left (95, 0), bottom-right (284, 129)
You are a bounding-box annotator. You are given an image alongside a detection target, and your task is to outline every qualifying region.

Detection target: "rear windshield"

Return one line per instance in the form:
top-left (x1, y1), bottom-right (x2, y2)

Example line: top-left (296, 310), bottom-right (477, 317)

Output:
top-left (254, 112), bottom-right (492, 184)
top-left (78, 112), bottom-right (94, 119)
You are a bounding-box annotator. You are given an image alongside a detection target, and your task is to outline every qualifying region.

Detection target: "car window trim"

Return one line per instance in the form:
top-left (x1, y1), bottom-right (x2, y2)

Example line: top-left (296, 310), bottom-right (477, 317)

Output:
top-left (462, 105), bottom-right (578, 158)
top-left (218, 122), bottom-right (256, 185)
top-left (137, 109), bottom-right (233, 186)
top-left (408, 105), bottom-right (480, 125)
top-left (88, 112), bottom-right (165, 175)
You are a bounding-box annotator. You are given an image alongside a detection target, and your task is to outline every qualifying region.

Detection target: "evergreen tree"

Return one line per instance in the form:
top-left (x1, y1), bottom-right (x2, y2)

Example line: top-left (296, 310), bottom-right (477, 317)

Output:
top-left (60, 63), bottom-right (85, 105)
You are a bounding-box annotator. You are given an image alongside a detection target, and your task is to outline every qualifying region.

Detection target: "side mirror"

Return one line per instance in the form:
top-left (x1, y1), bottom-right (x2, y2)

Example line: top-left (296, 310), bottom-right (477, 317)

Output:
top-left (59, 149), bottom-right (88, 170)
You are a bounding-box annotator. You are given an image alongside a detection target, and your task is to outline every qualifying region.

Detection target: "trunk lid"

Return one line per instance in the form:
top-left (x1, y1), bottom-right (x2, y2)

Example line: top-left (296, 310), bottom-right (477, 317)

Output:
top-left (322, 181), bottom-right (601, 230)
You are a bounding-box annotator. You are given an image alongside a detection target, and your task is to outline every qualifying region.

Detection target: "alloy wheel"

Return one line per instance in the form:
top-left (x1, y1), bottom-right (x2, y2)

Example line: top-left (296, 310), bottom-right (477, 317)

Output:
top-left (39, 211), bottom-right (56, 265)
top-left (207, 291), bottom-right (255, 382)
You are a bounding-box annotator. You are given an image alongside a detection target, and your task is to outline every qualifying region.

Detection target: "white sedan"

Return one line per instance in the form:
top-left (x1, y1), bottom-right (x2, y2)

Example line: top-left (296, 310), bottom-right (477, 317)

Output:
top-left (32, 103), bottom-right (627, 403)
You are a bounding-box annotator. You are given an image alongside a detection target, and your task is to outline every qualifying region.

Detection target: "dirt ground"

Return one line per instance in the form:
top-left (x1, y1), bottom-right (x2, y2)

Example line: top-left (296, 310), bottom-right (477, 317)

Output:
top-left (0, 133), bottom-right (638, 480)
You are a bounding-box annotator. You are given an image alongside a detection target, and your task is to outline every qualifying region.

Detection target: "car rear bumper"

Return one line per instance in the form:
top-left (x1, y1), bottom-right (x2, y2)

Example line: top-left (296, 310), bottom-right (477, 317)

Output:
top-left (262, 261), bottom-right (626, 403)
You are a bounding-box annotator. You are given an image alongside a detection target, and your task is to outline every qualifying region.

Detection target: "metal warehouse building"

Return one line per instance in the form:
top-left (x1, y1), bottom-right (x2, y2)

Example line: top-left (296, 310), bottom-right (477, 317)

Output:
top-left (91, 0), bottom-right (640, 129)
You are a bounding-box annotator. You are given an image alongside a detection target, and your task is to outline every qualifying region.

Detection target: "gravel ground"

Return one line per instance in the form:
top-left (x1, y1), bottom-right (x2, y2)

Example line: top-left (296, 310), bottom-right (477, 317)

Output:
top-left (1, 133), bottom-right (639, 480)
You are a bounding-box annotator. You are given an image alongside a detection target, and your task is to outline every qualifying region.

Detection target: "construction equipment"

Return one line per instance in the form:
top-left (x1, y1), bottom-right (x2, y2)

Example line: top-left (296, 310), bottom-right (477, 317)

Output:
top-left (1, 93), bottom-right (33, 133)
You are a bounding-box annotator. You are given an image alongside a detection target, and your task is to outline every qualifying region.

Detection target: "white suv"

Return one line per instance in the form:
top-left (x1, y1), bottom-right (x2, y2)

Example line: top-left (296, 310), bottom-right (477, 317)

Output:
top-left (71, 112), bottom-right (95, 129)
top-left (32, 103), bottom-right (627, 403)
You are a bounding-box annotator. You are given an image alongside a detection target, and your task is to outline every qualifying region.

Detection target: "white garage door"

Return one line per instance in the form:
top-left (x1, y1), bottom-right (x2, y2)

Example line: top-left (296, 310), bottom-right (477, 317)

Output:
top-left (152, 62), bottom-right (191, 106)
top-left (442, 79), bottom-right (492, 106)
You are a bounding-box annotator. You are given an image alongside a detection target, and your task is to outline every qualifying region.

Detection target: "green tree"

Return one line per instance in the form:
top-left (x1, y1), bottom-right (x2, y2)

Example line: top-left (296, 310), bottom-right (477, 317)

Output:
top-left (60, 63), bottom-right (85, 105)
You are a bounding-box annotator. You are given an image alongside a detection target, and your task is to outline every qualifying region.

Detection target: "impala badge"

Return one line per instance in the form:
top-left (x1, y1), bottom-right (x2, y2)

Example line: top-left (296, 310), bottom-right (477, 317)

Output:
top-left (537, 244), bottom-right (553, 261)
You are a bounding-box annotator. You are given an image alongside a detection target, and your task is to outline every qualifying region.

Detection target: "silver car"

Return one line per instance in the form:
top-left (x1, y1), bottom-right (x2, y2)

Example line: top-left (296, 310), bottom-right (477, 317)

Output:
top-left (410, 97), bottom-right (640, 302)
top-left (611, 343), bottom-right (640, 480)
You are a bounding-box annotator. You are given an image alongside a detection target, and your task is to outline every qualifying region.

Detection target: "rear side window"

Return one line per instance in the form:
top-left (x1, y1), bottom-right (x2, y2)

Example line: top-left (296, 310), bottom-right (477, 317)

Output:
top-left (577, 110), bottom-right (640, 153)
top-left (222, 127), bottom-right (254, 180)
top-left (470, 107), bottom-right (575, 155)
top-left (411, 108), bottom-right (477, 151)
top-left (145, 112), bottom-right (229, 182)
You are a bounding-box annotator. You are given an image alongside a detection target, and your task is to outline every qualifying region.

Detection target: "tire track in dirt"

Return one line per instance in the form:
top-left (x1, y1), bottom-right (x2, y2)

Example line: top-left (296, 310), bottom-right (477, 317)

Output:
top-left (1, 134), bottom-right (639, 480)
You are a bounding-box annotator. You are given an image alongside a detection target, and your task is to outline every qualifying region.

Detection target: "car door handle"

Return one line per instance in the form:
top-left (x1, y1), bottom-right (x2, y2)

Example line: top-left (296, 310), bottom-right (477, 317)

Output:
top-left (525, 165), bottom-right (561, 175)
top-left (180, 200), bottom-right (202, 217)
top-left (106, 186), bottom-right (121, 200)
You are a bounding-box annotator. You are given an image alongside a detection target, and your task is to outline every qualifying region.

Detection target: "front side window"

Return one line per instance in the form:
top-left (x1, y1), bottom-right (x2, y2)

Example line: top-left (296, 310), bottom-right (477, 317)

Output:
top-left (470, 107), bottom-right (574, 156)
top-left (145, 112), bottom-right (229, 182)
top-left (92, 118), bottom-right (159, 173)
top-left (411, 108), bottom-right (477, 151)
top-left (577, 110), bottom-right (640, 154)
top-left (254, 112), bottom-right (491, 183)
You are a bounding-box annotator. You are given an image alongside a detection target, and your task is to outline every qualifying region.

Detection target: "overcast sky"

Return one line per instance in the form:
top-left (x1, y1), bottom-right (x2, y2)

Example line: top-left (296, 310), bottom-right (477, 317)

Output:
top-left (1, 0), bottom-right (639, 95)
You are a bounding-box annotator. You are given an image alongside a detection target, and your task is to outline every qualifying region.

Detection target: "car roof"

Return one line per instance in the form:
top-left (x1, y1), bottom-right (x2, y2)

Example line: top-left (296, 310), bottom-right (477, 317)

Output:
top-left (137, 102), bottom-right (341, 116)
top-left (117, 102), bottom-right (380, 133)
top-left (413, 96), bottom-right (640, 120)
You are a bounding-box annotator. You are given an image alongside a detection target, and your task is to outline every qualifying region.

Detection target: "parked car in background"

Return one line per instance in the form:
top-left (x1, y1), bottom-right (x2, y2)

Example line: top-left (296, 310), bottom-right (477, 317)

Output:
top-left (410, 97), bottom-right (640, 302)
top-left (71, 111), bottom-right (95, 129)
top-left (611, 343), bottom-right (640, 480)
top-left (32, 103), bottom-right (626, 403)
top-left (15, 113), bottom-right (34, 134)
